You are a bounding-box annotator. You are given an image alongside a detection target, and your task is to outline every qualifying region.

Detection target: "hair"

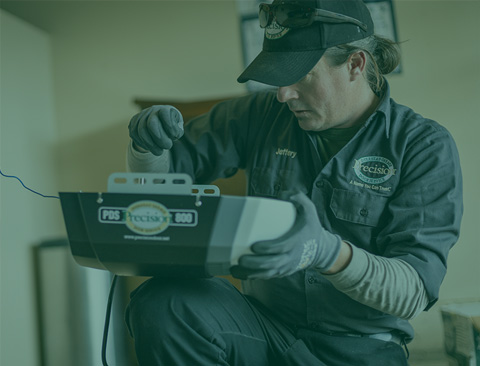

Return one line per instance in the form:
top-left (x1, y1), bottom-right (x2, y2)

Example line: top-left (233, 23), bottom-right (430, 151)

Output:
top-left (323, 35), bottom-right (401, 95)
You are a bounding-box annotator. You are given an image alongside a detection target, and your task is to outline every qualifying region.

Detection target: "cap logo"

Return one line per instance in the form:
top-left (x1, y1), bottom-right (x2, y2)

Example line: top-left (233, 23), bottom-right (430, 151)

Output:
top-left (265, 19), bottom-right (290, 40)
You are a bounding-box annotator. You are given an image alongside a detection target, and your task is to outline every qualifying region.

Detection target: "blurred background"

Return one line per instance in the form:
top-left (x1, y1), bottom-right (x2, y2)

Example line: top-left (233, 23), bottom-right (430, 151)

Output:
top-left (1, 1), bottom-right (479, 365)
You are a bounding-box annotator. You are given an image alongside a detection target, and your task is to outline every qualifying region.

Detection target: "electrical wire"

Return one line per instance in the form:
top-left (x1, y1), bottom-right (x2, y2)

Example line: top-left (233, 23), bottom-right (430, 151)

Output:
top-left (102, 274), bottom-right (119, 366)
top-left (0, 168), bottom-right (60, 199)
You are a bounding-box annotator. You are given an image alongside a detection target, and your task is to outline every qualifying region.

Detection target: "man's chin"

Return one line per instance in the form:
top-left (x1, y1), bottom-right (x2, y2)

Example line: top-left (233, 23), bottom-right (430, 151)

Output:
top-left (297, 118), bottom-right (324, 132)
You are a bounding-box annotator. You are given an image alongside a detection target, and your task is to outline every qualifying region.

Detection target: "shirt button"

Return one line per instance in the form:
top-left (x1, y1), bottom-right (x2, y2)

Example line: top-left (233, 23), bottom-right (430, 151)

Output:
top-left (274, 183), bottom-right (281, 191)
top-left (310, 322), bottom-right (319, 330)
top-left (307, 276), bottom-right (315, 284)
top-left (315, 180), bottom-right (324, 188)
top-left (360, 208), bottom-right (369, 217)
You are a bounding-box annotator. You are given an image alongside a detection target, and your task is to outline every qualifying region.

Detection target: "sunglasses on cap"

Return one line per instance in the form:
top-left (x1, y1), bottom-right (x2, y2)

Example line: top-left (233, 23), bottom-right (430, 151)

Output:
top-left (259, 2), bottom-right (368, 32)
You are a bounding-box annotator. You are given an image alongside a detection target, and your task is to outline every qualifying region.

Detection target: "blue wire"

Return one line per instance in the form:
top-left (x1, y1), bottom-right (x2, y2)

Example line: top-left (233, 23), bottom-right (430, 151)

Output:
top-left (0, 168), bottom-right (60, 199)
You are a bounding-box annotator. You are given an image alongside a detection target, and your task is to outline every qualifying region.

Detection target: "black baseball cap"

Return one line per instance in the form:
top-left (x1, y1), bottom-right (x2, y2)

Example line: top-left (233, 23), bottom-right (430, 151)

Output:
top-left (237, 0), bottom-right (374, 87)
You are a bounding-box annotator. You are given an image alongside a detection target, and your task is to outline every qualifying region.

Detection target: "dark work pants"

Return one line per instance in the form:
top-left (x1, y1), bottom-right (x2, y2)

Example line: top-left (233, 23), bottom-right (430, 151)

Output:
top-left (125, 277), bottom-right (408, 366)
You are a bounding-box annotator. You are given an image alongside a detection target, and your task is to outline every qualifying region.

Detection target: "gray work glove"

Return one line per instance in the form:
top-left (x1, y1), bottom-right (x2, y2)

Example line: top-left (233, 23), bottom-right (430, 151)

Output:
top-left (128, 105), bottom-right (184, 156)
top-left (231, 191), bottom-right (342, 280)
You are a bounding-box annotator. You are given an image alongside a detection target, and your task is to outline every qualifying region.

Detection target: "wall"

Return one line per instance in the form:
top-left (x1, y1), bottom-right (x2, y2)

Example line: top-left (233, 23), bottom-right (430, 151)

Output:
top-left (0, 10), bottom-right (65, 366)
top-left (0, 0), bottom-right (479, 364)
top-left (49, 0), bottom-right (245, 192)
top-left (386, 0), bottom-right (480, 354)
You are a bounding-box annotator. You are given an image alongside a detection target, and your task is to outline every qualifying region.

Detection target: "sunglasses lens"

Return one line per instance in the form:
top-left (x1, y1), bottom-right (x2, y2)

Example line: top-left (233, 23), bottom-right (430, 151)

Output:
top-left (259, 4), bottom-right (366, 31)
top-left (275, 4), bottom-right (312, 28)
top-left (259, 4), bottom-right (271, 28)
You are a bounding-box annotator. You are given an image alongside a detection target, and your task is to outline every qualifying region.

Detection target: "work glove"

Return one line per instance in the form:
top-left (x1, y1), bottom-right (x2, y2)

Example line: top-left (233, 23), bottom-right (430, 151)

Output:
top-left (128, 105), bottom-right (184, 156)
top-left (231, 191), bottom-right (342, 280)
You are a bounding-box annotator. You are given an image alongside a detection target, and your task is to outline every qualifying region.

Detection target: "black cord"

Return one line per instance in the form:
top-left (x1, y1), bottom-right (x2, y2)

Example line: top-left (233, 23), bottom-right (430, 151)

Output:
top-left (0, 168), bottom-right (60, 199)
top-left (102, 274), bottom-right (119, 366)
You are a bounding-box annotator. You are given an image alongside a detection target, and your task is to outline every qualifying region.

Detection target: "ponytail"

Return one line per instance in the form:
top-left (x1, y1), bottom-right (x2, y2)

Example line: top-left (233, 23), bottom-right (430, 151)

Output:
top-left (323, 35), bottom-right (401, 95)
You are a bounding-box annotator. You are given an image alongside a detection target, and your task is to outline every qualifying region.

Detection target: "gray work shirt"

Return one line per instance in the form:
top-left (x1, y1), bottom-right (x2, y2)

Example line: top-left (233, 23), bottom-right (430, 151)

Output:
top-left (170, 82), bottom-right (463, 341)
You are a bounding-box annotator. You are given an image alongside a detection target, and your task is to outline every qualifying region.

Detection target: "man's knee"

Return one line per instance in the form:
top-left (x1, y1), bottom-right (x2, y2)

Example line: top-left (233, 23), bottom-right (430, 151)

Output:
top-left (126, 277), bottom-right (238, 337)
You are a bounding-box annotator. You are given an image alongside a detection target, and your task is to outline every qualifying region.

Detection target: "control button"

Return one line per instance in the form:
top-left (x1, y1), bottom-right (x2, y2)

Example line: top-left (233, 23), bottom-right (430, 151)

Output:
top-left (360, 208), bottom-right (369, 217)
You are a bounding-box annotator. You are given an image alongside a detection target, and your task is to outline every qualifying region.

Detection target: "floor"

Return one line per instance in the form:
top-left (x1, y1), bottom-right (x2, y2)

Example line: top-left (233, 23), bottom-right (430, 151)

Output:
top-left (410, 360), bottom-right (449, 366)
top-left (408, 351), bottom-right (449, 366)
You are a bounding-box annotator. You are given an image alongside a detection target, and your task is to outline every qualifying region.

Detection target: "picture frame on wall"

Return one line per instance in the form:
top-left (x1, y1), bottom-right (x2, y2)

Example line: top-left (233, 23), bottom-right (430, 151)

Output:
top-left (364, 0), bottom-right (401, 73)
top-left (364, 0), bottom-right (399, 43)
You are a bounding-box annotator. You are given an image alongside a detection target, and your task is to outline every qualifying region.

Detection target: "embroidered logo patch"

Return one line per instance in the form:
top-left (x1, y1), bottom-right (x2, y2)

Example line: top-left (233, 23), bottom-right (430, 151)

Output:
top-left (265, 20), bottom-right (290, 40)
top-left (353, 156), bottom-right (396, 184)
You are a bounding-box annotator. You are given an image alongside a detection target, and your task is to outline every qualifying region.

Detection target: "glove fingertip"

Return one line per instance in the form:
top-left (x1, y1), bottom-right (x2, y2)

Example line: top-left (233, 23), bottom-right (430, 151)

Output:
top-left (238, 254), bottom-right (256, 267)
top-left (150, 148), bottom-right (165, 156)
top-left (250, 241), bottom-right (272, 254)
top-left (170, 108), bottom-right (183, 125)
top-left (278, 190), bottom-right (297, 201)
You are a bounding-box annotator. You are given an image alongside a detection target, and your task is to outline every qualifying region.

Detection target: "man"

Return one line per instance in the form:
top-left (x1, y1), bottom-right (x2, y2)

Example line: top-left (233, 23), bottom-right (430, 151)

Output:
top-left (125, 0), bottom-right (463, 365)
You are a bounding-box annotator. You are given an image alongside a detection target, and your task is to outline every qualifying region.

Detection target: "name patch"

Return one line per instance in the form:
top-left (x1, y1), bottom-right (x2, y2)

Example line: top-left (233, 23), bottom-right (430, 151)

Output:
top-left (276, 147), bottom-right (297, 159)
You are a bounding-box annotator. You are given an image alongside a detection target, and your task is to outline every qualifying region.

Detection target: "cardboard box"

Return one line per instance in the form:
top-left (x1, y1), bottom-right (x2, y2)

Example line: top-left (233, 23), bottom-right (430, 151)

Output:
top-left (441, 303), bottom-right (480, 366)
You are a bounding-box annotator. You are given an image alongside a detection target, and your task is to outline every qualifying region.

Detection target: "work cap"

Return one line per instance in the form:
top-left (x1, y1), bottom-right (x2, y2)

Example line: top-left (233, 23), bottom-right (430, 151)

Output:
top-left (237, 0), bottom-right (374, 87)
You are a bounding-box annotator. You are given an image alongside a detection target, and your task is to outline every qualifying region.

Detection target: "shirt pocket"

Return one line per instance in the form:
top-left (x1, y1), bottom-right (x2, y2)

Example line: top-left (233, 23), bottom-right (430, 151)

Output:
top-left (250, 167), bottom-right (298, 198)
top-left (330, 188), bottom-right (388, 227)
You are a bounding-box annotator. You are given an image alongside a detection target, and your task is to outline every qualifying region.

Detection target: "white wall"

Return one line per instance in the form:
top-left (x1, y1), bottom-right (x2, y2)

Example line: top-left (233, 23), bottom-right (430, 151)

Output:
top-left (51, 1), bottom-right (245, 142)
top-left (0, 10), bottom-right (65, 366)
top-left (386, 0), bottom-right (480, 354)
top-left (42, 0), bottom-right (246, 192)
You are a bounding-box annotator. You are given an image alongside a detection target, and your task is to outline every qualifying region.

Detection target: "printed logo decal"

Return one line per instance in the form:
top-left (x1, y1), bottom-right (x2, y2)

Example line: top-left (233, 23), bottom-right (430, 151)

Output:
top-left (125, 200), bottom-right (171, 235)
top-left (276, 147), bottom-right (297, 159)
top-left (353, 156), bottom-right (397, 185)
top-left (99, 203), bottom-right (198, 237)
top-left (265, 20), bottom-right (290, 40)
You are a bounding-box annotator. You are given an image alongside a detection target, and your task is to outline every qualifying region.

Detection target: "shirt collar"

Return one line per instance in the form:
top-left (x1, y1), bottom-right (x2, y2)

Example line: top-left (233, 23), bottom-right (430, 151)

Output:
top-left (365, 79), bottom-right (392, 139)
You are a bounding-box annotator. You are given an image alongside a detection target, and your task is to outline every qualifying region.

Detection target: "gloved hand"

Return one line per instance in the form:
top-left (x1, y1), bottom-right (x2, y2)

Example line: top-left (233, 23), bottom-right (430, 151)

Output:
top-left (128, 105), bottom-right (184, 156)
top-left (232, 191), bottom-right (342, 280)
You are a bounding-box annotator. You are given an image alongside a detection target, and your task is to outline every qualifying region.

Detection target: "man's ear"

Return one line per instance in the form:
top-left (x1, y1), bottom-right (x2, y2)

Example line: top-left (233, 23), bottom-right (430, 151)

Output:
top-left (348, 51), bottom-right (367, 80)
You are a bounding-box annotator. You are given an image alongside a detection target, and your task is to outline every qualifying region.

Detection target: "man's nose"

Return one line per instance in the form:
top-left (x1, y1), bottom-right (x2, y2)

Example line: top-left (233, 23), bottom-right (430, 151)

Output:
top-left (277, 85), bottom-right (298, 103)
